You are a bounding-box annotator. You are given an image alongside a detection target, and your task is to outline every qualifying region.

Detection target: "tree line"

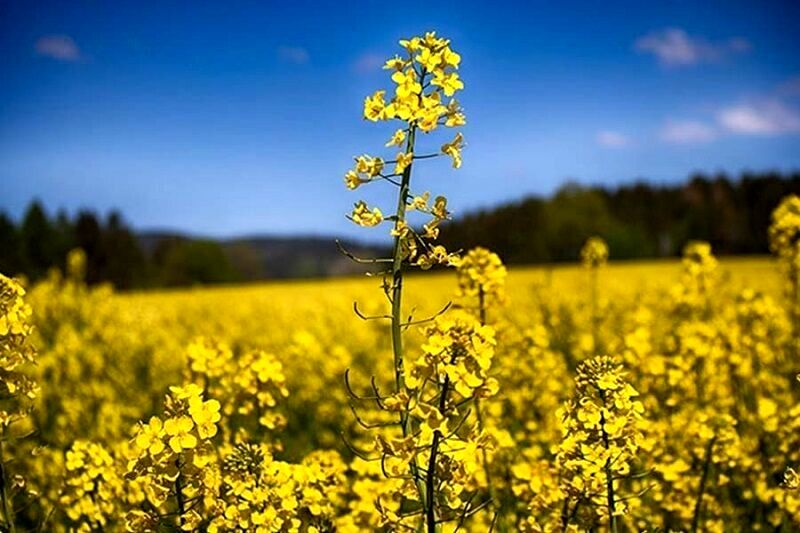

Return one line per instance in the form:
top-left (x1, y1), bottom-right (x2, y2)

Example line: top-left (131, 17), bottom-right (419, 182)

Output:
top-left (0, 203), bottom-right (237, 289)
top-left (438, 171), bottom-right (800, 264)
top-left (1, 171), bottom-right (798, 289)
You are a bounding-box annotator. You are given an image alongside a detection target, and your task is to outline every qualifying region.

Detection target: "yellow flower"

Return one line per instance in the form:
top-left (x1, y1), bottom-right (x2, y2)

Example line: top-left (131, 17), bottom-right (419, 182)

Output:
top-left (416, 46), bottom-right (443, 71)
top-left (394, 152), bottom-right (413, 174)
top-left (391, 219), bottom-right (410, 238)
top-left (581, 237), bottom-right (609, 268)
top-left (385, 129), bottom-right (406, 147)
top-left (344, 170), bottom-right (363, 190)
top-left (399, 36), bottom-right (421, 53)
top-left (785, 467), bottom-right (800, 490)
top-left (455, 247), bottom-right (507, 304)
top-left (442, 47), bottom-right (461, 68)
top-left (431, 71), bottom-right (464, 97)
top-left (422, 220), bottom-right (440, 239)
top-left (409, 192), bottom-right (430, 211)
top-left (354, 155), bottom-right (384, 177)
top-left (188, 397), bottom-right (221, 439)
top-left (169, 383), bottom-right (204, 400)
top-left (445, 99), bottom-right (466, 127)
top-left (596, 372), bottom-right (620, 391)
top-left (350, 201), bottom-right (383, 227)
top-left (135, 417), bottom-right (166, 455)
top-left (441, 132), bottom-right (464, 168)
top-left (383, 55), bottom-right (406, 71)
top-left (165, 416), bottom-right (197, 453)
top-left (391, 69), bottom-right (421, 98)
top-left (363, 90), bottom-right (386, 121)
top-left (769, 194), bottom-right (800, 261)
top-left (431, 196), bottom-right (449, 219)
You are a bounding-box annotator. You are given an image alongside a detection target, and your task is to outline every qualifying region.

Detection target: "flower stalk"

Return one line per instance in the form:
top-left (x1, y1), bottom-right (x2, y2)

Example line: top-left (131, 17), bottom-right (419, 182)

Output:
top-left (0, 437), bottom-right (16, 533)
top-left (341, 31), bottom-right (470, 530)
top-left (691, 435), bottom-right (717, 533)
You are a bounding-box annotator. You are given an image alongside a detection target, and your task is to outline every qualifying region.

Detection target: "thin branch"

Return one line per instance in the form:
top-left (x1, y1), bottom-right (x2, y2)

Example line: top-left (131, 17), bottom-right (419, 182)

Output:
top-left (336, 239), bottom-right (392, 264)
top-left (344, 369), bottom-right (386, 402)
top-left (339, 432), bottom-right (379, 462)
top-left (353, 301), bottom-right (392, 321)
top-left (413, 153), bottom-right (443, 161)
top-left (348, 402), bottom-right (397, 430)
top-left (402, 302), bottom-right (452, 328)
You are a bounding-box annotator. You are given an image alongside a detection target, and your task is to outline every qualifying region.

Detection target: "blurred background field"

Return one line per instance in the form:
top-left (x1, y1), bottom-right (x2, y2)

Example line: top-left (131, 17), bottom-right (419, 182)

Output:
top-left (121, 256), bottom-right (782, 311)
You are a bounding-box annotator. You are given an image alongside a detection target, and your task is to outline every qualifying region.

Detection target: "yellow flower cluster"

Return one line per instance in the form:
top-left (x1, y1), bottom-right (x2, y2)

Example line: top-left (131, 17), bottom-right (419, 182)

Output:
top-left (59, 441), bottom-right (124, 531)
top-left (456, 247), bottom-right (507, 313)
top-left (408, 310), bottom-right (498, 398)
top-left (555, 356), bottom-right (644, 527)
top-left (671, 240), bottom-right (719, 316)
top-left (355, 310), bottom-right (500, 530)
top-left (646, 412), bottom-right (742, 530)
top-left (0, 273), bottom-right (39, 530)
top-left (125, 383), bottom-right (221, 530)
top-left (769, 194), bottom-right (800, 264)
top-left (682, 240), bottom-right (718, 278)
top-left (363, 31), bottom-right (464, 132)
top-left (580, 236), bottom-right (609, 268)
top-left (186, 338), bottom-right (289, 440)
top-left (349, 200), bottom-right (383, 227)
top-left (769, 195), bottom-right (800, 343)
top-left (0, 273), bottom-right (38, 427)
top-left (343, 32), bottom-right (464, 271)
top-left (209, 444), bottom-right (347, 533)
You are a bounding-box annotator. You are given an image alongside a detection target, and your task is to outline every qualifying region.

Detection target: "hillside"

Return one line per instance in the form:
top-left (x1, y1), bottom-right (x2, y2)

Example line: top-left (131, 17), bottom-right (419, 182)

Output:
top-left (138, 232), bottom-right (388, 280)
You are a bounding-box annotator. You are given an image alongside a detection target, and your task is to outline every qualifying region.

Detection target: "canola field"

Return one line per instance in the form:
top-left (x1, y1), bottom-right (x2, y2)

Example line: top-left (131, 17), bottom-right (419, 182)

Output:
top-left (2, 249), bottom-right (800, 532)
top-left (3, 30), bottom-right (800, 533)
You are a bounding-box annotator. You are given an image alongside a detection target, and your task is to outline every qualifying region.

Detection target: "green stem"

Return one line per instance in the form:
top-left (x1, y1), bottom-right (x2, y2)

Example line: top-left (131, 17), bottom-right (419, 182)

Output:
top-left (561, 498), bottom-right (581, 532)
top-left (425, 431), bottom-right (442, 533)
top-left (478, 286), bottom-right (487, 325)
top-left (425, 373), bottom-right (452, 533)
top-left (0, 437), bottom-right (16, 533)
top-left (390, 123), bottom-right (416, 398)
top-left (691, 436), bottom-right (716, 533)
top-left (598, 391), bottom-right (617, 533)
top-left (389, 123), bottom-right (429, 514)
top-left (175, 460), bottom-right (186, 528)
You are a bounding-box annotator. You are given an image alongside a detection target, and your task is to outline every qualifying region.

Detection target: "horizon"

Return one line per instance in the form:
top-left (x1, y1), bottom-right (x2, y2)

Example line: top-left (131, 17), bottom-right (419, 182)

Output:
top-left (2, 0), bottom-right (800, 239)
top-left (6, 169), bottom-right (798, 242)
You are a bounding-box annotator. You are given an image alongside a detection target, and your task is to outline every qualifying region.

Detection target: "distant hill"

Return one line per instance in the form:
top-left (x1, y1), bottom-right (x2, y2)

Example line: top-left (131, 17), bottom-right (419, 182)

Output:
top-left (137, 232), bottom-right (388, 280)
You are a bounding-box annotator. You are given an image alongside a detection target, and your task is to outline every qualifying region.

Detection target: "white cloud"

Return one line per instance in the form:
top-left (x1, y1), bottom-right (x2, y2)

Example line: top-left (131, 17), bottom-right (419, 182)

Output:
top-left (658, 80), bottom-right (800, 143)
top-left (660, 120), bottom-right (717, 144)
top-left (595, 130), bottom-right (630, 148)
top-left (634, 28), bottom-right (750, 67)
top-left (277, 46), bottom-right (309, 64)
top-left (717, 100), bottom-right (800, 135)
top-left (352, 52), bottom-right (384, 74)
top-left (35, 34), bottom-right (82, 62)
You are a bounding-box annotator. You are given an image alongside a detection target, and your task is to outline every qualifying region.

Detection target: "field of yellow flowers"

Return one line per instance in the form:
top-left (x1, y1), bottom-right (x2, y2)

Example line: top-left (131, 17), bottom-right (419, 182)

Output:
top-left (3, 31), bottom-right (800, 532)
top-left (2, 248), bottom-right (800, 531)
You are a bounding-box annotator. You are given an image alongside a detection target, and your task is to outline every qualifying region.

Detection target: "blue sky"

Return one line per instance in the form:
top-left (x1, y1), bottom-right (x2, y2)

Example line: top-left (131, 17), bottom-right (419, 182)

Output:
top-left (1, 0), bottom-right (799, 239)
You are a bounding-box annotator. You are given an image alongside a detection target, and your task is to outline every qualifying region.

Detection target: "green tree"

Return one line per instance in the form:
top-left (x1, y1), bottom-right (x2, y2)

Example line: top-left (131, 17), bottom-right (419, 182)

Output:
top-left (20, 200), bottom-right (58, 279)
